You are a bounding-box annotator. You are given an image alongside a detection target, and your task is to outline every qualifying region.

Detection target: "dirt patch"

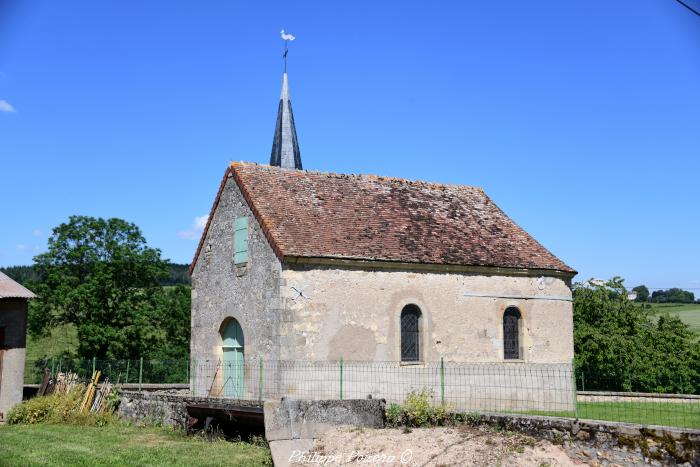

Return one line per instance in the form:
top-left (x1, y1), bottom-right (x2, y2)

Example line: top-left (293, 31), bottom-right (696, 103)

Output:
top-left (290, 425), bottom-right (583, 466)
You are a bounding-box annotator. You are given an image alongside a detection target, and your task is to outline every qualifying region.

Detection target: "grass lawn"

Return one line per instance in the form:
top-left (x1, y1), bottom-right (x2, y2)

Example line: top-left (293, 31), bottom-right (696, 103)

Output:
top-left (516, 401), bottom-right (700, 430)
top-left (578, 401), bottom-right (700, 429)
top-left (645, 302), bottom-right (700, 334)
top-left (0, 424), bottom-right (271, 467)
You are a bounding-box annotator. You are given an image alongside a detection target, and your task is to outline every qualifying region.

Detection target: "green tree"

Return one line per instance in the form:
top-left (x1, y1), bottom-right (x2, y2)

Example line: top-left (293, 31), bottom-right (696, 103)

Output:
top-left (632, 285), bottom-right (649, 302)
top-left (574, 277), bottom-right (700, 393)
top-left (651, 288), bottom-right (695, 303)
top-left (29, 216), bottom-right (189, 360)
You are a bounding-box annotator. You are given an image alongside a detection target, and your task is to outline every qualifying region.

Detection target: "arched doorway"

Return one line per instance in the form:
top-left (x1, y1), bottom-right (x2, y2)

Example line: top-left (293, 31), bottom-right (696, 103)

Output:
top-left (221, 318), bottom-right (244, 398)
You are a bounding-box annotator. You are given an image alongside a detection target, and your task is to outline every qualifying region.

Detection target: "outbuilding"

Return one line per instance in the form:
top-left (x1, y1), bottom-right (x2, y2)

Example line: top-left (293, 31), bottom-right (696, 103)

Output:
top-left (0, 271), bottom-right (35, 422)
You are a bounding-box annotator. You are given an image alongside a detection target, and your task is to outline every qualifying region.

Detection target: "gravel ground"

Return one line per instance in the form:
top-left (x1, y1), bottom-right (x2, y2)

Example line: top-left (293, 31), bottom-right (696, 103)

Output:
top-left (290, 425), bottom-right (674, 466)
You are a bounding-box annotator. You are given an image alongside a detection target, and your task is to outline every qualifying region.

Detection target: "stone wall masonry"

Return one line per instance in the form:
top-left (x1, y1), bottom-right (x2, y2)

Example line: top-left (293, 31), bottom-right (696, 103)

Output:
top-left (475, 412), bottom-right (700, 465)
top-left (278, 265), bottom-right (574, 364)
top-left (264, 398), bottom-right (386, 442)
top-left (190, 173), bottom-right (284, 397)
top-left (264, 398), bottom-right (386, 467)
top-left (117, 391), bottom-right (190, 428)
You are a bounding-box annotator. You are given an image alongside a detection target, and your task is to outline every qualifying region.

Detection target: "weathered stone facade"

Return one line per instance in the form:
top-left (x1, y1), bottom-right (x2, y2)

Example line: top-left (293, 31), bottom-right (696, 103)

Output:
top-left (277, 265), bottom-right (572, 363)
top-left (190, 172), bottom-right (284, 394)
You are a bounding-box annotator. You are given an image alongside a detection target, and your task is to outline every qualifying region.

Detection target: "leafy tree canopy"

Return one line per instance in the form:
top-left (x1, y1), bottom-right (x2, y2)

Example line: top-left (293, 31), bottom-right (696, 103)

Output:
top-left (574, 277), bottom-right (700, 394)
top-left (632, 285), bottom-right (649, 302)
top-left (650, 288), bottom-right (695, 304)
top-left (28, 216), bottom-right (189, 360)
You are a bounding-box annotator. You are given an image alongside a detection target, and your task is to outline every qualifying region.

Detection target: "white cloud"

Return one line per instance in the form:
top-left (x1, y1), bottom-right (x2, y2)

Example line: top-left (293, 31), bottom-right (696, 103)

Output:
top-left (32, 229), bottom-right (42, 237)
top-left (178, 214), bottom-right (209, 240)
top-left (0, 100), bottom-right (16, 113)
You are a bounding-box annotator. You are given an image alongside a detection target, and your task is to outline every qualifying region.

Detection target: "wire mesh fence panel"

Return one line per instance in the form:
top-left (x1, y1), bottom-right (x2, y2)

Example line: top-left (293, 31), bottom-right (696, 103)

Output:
top-left (25, 357), bottom-right (700, 429)
top-left (25, 358), bottom-right (190, 385)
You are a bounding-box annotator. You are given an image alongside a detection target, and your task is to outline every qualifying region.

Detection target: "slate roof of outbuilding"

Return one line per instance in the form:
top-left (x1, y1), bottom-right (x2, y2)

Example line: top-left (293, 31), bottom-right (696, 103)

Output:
top-left (191, 162), bottom-right (575, 275)
top-left (0, 271), bottom-right (36, 299)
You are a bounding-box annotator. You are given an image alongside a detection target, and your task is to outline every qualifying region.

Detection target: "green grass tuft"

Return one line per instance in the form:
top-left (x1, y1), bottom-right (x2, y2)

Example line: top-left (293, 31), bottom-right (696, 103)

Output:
top-left (0, 424), bottom-right (271, 467)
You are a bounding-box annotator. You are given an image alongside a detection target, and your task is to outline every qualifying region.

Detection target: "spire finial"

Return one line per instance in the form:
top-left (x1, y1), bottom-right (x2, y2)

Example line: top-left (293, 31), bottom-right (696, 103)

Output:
top-left (280, 29), bottom-right (295, 73)
top-left (271, 30), bottom-right (302, 170)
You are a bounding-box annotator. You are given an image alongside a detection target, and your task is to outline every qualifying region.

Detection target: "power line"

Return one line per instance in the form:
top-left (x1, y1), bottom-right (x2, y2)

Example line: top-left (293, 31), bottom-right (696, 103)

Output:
top-left (673, 0), bottom-right (700, 17)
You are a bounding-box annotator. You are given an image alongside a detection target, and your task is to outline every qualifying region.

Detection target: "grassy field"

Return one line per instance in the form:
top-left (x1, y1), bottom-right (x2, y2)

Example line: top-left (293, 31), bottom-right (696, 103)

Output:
top-left (577, 401), bottom-right (700, 429)
top-left (518, 401), bottom-right (700, 429)
top-left (0, 424), bottom-right (271, 467)
top-left (645, 302), bottom-right (700, 334)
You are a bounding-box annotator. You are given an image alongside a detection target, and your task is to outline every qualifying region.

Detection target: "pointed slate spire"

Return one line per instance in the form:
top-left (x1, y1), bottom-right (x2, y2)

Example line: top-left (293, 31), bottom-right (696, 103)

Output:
top-left (269, 73), bottom-right (302, 169)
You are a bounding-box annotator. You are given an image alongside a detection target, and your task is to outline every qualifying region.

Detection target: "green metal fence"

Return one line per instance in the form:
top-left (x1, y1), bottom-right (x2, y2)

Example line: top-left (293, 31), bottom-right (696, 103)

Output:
top-left (24, 358), bottom-right (700, 430)
top-left (25, 358), bottom-right (189, 387)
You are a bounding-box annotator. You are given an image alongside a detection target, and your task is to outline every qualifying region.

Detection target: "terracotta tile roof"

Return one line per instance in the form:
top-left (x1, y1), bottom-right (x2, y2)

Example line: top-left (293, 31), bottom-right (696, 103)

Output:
top-left (191, 162), bottom-right (575, 275)
top-left (0, 271), bottom-right (36, 299)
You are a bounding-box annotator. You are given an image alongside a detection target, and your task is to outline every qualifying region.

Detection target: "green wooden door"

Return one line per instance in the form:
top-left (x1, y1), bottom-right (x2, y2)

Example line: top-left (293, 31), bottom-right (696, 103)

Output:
top-left (222, 319), bottom-right (244, 398)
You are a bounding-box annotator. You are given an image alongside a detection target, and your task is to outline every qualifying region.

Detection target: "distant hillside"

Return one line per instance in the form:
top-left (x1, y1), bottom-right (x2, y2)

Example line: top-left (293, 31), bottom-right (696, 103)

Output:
top-left (0, 263), bottom-right (191, 286)
top-left (0, 264), bottom-right (40, 284)
top-left (160, 263), bottom-right (191, 286)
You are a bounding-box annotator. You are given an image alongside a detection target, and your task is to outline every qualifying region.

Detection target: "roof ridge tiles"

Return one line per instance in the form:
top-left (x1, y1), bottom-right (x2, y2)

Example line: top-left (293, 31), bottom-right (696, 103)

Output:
top-left (229, 161), bottom-right (483, 192)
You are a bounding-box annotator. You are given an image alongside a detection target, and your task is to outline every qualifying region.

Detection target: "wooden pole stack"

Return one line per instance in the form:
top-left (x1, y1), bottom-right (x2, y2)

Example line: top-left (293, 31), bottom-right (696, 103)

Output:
top-left (80, 370), bottom-right (101, 413)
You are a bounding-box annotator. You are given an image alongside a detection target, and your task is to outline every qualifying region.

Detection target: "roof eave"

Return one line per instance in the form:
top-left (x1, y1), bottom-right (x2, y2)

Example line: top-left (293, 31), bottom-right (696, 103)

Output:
top-left (283, 255), bottom-right (577, 279)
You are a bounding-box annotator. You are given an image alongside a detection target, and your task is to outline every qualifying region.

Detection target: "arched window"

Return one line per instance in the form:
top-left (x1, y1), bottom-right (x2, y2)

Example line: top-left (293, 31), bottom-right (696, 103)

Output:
top-left (401, 305), bottom-right (421, 362)
top-left (503, 307), bottom-right (521, 360)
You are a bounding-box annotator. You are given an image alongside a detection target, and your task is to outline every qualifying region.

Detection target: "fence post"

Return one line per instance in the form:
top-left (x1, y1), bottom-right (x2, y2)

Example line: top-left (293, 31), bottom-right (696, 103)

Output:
top-left (339, 357), bottom-right (344, 400)
top-left (126, 360), bottom-right (130, 384)
top-left (92, 356), bottom-right (96, 376)
top-left (190, 360), bottom-right (195, 396)
top-left (572, 359), bottom-right (579, 419)
top-left (259, 358), bottom-right (264, 402)
top-left (50, 358), bottom-right (55, 379)
top-left (440, 357), bottom-right (445, 406)
top-left (139, 357), bottom-right (144, 391)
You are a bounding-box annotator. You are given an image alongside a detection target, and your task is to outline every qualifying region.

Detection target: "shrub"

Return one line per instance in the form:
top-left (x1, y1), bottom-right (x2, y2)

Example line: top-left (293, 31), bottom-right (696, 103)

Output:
top-left (7, 388), bottom-right (118, 426)
top-left (385, 403), bottom-right (404, 427)
top-left (8, 388), bottom-right (82, 425)
top-left (386, 389), bottom-right (450, 427)
top-left (404, 389), bottom-right (433, 426)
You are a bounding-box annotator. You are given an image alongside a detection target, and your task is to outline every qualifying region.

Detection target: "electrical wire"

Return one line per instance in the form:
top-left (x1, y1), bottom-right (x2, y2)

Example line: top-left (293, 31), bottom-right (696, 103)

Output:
top-left (673, 0), bottom-right (700, 17)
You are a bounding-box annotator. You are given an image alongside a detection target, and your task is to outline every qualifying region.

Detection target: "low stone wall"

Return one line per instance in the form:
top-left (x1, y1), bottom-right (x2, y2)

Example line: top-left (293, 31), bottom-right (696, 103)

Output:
top-left (264, 398), bottom-right (386, 442)
top-left (476, 412), bottom-right (700, 465)
top-left (264, 398), bottom-right (386, 467)
top-left (117, 391), bottom-right (190, 429)
top-left (578, 390), bottom-right (700, 405)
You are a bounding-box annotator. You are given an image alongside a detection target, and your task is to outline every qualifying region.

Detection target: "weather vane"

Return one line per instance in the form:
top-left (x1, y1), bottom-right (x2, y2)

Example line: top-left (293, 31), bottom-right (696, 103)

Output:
top-left (280, 29), bottom-right (295, 73)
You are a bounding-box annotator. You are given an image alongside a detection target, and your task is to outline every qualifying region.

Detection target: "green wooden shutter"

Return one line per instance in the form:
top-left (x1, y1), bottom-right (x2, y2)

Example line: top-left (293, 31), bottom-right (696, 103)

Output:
top-left (234, 216), bottom-right (249, 264)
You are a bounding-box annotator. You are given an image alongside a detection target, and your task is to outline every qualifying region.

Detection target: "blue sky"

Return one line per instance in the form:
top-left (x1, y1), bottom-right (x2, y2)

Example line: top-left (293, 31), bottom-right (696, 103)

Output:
top-left (1, 1), bottom-right (699, 290)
